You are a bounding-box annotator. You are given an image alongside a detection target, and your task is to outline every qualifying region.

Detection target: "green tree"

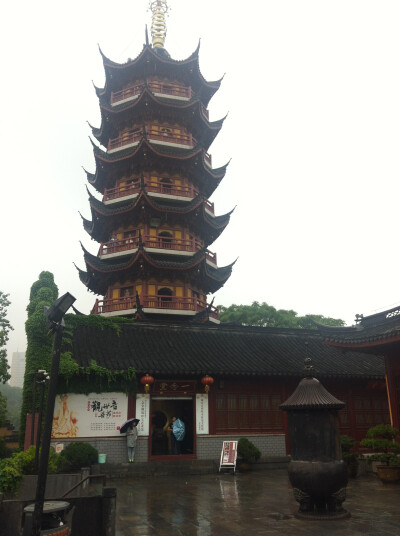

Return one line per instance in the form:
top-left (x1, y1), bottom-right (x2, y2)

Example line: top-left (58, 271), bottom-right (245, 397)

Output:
top-left (0, 393), bottom-right (6, 427)
top-left (20, 272), bottom-right (58, 446)
top-left (218, 301), bottom-right (345, 328)
top-left (0, 384), bottom-right (22, 429)
top-left (0, 291), bottom-right (13, 429)
top-left (0, 291), bottom-right (12, 384)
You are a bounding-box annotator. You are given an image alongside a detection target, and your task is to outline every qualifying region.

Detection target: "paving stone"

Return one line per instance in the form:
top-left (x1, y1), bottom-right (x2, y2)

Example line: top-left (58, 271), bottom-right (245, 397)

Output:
top-left (111, 468), bottom-right (400, 535)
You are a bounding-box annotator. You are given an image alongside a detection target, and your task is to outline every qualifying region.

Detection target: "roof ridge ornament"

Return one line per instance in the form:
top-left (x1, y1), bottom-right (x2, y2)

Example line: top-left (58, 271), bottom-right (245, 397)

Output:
top-left (304, 342), bottom-right (315, 378)
top-left (304, 357), bottom-right (314, 378)
top-left (149, 0), bottom-right (169, 49)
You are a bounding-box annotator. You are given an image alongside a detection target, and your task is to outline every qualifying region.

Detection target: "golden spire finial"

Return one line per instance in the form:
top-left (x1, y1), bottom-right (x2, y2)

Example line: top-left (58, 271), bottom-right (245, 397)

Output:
top-left (149, 1), bottom-right (169, 49)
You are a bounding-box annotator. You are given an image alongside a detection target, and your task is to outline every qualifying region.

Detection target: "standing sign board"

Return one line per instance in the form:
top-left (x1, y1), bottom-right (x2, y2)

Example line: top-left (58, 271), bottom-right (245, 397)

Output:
top-left (219, 440), bottom-right (238, 473)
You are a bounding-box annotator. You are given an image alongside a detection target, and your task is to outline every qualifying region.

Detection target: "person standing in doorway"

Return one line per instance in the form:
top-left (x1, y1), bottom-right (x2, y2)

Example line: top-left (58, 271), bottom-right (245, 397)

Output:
top-left (126, 420), bottom-right (138, 462)
top-left (170, 416), bottom-right (185, 455)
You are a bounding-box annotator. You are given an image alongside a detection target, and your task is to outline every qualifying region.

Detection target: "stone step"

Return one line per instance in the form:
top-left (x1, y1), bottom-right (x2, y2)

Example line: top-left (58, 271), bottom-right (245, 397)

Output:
top-left (92, 456), bottom-right (290, 479)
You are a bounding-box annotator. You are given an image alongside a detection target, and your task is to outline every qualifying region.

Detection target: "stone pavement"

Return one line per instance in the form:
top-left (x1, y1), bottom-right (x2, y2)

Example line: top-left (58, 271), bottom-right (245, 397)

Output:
top-left (111, 468), bottom-right (400, 536)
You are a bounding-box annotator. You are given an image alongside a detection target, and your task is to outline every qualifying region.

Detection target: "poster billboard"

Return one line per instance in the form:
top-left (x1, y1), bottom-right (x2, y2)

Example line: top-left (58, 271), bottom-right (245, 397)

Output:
top-left (51, 392), bottom-right (128, 438)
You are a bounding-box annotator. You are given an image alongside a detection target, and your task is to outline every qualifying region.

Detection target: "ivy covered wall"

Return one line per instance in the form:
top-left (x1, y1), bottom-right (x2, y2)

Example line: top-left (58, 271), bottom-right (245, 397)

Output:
top-left (20, 271), bottom-right (58, 445)
top-left (20, 273), bottom-right (137, 446)
top-left (59, 314), bottom-right (137, 394)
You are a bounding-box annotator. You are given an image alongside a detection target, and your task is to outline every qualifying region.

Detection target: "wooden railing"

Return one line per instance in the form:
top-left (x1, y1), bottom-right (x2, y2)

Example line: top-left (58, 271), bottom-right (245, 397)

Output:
top-left (111, 84), bottom-right (143, 104)
top-left (148, 81), bottom-right (192, 99)
top-left (111, 81), bottom-right (192, 105)
top-left (108, 127), bottom-right (196, 152)
top-left (92, 295), bottom-right (219, 319)
top-left (98, 238), bottom-right (140, 256)
top-left (103, 181), bottom-right (140, 202)
top-left (103, 180), bottom-right (199, 203)
top-left (98, 236), bottom-right (206, 256)
top-left (108, 129), bottom-right (142, 151)
top-left (146, 128), bottom-right (195, 147)
top-left (102, 182), bottom-right (214, 214)
top-left (146, 181), bottom-right (199, 198)
top-left (142, 235), bottom-right (204, 252)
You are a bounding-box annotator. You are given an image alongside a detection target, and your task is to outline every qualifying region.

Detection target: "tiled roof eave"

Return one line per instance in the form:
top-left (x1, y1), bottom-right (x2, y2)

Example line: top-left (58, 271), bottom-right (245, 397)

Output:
top-left (93, 139), bottom-right (206, 164)
top-left (88, 191), bottom-right (218, 219)
top-left (100, 44), bottom-right (220, 97)
top-left (323, 331), bottom-right (400, 347)
top-left (91, 146), bottom-right (227, 182)
top-left (67, 322), bottom-right (386, 380)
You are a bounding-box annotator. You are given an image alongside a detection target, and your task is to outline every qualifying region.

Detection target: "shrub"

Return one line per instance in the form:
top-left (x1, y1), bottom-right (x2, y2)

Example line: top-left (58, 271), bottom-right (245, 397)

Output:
top-left (0, 460), bottom-right (23, 494)
top-left (365, 424), bottom-right (399, 441)
top-left (0, 438), bottom-right (12, 459)
top-left (237, 437), bottom-right (261, 464)
top-left (341, 435), bottom-right (357, 453)
top-left (0, 446), bottom-right (60, 495)
top-left (360, 424), bottom-right (400, 466)
top-left (59, 442), bottom-right (98, 471)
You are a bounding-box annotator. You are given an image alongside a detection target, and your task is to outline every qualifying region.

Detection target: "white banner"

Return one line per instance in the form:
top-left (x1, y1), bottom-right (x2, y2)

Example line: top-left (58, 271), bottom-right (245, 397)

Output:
top-left (52, 392), bottom-right (128, 438)
top-left (196, 394), bottom-right (209, 434)
top-left (136, 394), bottom-right (150, 436)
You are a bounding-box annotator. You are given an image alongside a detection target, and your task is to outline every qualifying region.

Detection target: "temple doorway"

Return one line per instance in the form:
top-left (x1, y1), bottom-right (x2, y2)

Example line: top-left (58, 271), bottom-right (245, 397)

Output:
top-left (151, 397), bottom-right (194, 456)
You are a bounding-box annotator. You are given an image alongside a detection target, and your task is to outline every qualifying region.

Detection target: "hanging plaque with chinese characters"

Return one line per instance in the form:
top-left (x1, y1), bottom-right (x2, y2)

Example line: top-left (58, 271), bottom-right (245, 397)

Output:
top-left (136, 393), bottom-right (150, 436)
top-left (153, 380), bottom-right (196, 395)
top-left (196, 394), bottom-right (209, 434)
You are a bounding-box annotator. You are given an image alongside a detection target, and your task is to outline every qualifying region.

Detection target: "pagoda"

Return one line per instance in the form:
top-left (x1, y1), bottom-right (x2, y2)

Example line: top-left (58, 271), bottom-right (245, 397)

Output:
top-left (77, 1), bottom-right (234, 323)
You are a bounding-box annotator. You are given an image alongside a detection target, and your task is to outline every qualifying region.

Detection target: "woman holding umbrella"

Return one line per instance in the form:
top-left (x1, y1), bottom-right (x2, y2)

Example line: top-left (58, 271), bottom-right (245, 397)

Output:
top-left (120, 418), bottom-right (140, 462)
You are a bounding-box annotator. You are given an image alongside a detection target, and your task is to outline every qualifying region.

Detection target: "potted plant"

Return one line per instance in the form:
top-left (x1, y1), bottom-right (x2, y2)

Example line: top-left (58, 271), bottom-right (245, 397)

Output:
top-left (237, 437), bottom-right (261, 471)
top-left (341, 435), bottom-right (359, 478)
top-left (360, 424), bottom-right (400, 483)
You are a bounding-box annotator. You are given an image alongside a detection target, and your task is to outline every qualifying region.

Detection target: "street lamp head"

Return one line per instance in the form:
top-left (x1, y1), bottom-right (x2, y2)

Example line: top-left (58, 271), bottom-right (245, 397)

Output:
top-left (44, 292), bottom-right (76, 331)
top-left (35, 370), bottom-right (50, 383)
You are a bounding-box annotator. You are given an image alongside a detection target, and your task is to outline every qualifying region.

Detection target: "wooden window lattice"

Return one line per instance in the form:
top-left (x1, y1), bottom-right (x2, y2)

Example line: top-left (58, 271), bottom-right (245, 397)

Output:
top-left (215, 393), bottom-right (283, 432)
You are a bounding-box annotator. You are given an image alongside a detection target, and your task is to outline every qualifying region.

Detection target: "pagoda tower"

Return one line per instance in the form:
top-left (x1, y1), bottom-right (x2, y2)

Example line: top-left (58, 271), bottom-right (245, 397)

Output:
top-left (77, 1), bottom-right (234, 323)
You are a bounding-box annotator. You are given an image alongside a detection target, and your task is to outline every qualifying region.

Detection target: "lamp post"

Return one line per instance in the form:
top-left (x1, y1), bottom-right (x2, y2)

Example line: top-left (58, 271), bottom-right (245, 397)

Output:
top-left (34, 370), bottom-right (50, 474)
top-left (30, 370), bottom-right (50, 452)
top-left (30, 372), bottom-right (37, 447)
top-left (25, 292), bottom-right (76, 536)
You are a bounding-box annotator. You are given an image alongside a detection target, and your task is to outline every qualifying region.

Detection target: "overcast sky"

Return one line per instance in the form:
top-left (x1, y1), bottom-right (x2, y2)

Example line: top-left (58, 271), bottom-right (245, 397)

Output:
top-left (2, 0), bottom-right (400, 365)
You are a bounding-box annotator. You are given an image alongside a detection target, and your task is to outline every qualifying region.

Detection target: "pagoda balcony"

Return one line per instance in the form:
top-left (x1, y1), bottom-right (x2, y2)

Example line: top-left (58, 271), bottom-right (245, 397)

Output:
top-left (103, 181), bottom-right (141, 203)
top-left (91, 295), bottom-right (219, 320)
top-left (146, 181), bottom-right (199, 201)
top-left (98, 238), bottom-right (140, 258)
top-left (146, 128), bottom-right (196, 149)
top-left (111, 81), bottom-right (195, 106)
top-left (98, 236), bottom-right (216, 261)
top-left (103, 180), bottom-right (200, 204)
top-left (103, 181), bottom-right (214, 212)
top-left (107, 130), bottom-right (142, 153)
top-left (107, 128), bottom-right (197, 154)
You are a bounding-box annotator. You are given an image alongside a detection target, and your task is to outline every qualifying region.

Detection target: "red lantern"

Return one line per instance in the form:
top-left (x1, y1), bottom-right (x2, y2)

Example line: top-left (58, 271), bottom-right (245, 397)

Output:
top-left (141, 374), bottom-right (154, 393)
top-left (201, 375), bottom-right (214, 393)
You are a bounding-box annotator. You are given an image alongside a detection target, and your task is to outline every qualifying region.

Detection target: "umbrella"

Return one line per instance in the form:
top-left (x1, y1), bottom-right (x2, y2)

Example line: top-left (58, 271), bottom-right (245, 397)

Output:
top-left (119, 418), bottom-right (140, 434)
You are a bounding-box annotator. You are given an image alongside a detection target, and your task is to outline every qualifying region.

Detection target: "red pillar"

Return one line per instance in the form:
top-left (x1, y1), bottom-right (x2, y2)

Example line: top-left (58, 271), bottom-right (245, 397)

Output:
top-left (24, 413), bottom-right (38, 451)
top-left (385, 356), bottom-right (400, 430)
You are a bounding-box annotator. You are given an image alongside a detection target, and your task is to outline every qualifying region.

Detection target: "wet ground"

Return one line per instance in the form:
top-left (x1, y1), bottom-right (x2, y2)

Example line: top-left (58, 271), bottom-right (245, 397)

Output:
top-left (112, 468), bottom-right (400, 535)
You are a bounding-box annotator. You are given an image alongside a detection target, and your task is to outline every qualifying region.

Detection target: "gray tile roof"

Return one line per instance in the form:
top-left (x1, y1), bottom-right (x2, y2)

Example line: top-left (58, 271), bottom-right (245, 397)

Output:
top-left (68, 321), bottom-right (386, 379)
